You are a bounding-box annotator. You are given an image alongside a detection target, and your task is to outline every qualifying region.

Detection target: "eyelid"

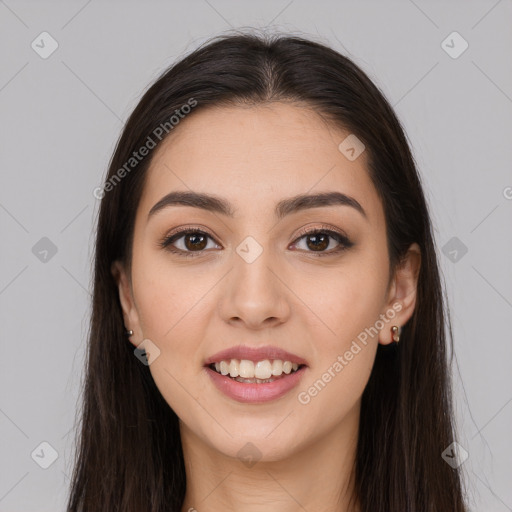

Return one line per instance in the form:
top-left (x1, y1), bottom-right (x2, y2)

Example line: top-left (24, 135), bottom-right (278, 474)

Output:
top-left (292, 223), bottom-right (349, 242)
top-left (163, 224), bottom-right (217, 240)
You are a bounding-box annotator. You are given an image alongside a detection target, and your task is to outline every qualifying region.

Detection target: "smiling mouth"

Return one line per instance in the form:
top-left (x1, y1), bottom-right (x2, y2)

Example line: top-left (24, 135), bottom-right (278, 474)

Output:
top-left (207, 359), bottom-right (306, 384)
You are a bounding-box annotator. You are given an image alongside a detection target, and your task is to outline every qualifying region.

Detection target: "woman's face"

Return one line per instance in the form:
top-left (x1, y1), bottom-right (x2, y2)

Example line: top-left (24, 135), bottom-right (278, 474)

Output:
top-left (113, 102), bottom-right (419, 462)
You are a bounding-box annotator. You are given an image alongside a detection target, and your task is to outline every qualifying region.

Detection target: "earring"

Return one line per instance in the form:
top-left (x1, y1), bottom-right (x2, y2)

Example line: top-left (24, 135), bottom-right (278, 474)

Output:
top-left (125, 329), bottom-right (134, 337)
top-left (391, 325), bottom-right (400, 343)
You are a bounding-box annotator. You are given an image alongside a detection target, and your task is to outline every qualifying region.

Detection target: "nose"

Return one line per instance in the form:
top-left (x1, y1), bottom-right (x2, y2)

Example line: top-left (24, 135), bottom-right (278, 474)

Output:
top-left (218, 248), bottom-right (291, 330)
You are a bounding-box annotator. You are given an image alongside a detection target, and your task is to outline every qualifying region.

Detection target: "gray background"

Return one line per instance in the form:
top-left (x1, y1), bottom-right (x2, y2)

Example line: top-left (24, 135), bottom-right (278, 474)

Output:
top-left (1, 0), bottom-right (511, 510)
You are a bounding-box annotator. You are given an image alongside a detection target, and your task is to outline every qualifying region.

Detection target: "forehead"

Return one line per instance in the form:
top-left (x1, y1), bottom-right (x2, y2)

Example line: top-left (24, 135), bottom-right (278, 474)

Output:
top-left (137, 102), bottom-right (382, 224)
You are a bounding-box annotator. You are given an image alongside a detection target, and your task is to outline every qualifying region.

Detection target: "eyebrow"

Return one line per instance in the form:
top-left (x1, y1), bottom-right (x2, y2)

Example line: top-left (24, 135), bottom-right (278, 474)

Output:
top-left (147, 190), bottom-right (367, 221)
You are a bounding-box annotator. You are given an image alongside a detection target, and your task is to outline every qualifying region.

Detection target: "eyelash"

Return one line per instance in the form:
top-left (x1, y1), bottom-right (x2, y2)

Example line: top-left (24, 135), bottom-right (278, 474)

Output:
top-left (159, 225), bottom-right (353, 258)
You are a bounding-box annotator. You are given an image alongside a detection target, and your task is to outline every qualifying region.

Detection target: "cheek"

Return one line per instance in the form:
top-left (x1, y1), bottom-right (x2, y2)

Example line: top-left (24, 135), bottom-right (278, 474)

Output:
top-left (130, 255), bottom-right (217, 407)
top-left (295, 272), bottom-right (381, 422)
top-left (132, 250), bottom-right (211, 340)
top-left (295, 343), bottom-right (376, 439)
top-left (294, 255), bottom-right (387, 404)
top-left (299, 262), bottom-right (387, 348)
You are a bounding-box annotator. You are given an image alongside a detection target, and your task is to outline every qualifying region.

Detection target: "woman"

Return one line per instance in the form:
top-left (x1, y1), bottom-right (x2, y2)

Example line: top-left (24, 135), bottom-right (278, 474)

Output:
top-left (67, 31), bottom-right (468, 511)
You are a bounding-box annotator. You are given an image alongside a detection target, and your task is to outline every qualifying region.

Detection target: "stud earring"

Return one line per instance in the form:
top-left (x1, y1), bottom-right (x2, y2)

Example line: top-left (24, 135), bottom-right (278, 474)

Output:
top-left (125, 329), bottom-right (134, 337)
top-left (391, 325), bottom-right (400, 343)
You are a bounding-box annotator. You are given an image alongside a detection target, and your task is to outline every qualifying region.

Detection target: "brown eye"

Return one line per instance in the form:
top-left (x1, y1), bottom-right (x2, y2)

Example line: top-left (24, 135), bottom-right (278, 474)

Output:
top-left (160, 228), bottom-right (220, 256)
top-left (304, 232), bottom-right (330, 251)
top-left (183, 232), bottom-right (208, 251)
top-left (292, 228), bottom-right (354, 256)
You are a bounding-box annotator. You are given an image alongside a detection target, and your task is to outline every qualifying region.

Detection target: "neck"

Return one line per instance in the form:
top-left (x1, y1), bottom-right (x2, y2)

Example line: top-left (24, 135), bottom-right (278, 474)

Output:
top-left (179, 401), bottom-right (361, 512)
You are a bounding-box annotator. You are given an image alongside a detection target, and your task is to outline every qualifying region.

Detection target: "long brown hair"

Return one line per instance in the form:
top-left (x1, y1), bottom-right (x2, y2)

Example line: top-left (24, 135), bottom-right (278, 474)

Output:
top-left (66, 30), bottom-right (468, 511)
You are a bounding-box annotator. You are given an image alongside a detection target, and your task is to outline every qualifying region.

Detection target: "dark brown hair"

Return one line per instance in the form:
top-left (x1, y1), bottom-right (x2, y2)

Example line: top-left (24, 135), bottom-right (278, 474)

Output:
top-left (66, 30), bottom-right (468, 511)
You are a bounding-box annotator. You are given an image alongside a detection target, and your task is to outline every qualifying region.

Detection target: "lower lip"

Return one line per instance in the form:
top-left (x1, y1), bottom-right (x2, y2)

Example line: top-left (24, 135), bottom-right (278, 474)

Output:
top-left (205, 366), bottom-right (307, 403)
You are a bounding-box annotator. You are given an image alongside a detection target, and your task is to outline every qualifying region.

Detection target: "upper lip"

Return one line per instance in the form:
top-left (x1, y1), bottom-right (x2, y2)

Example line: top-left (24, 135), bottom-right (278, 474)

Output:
top-left (204, 345), bottom-right (308, 366)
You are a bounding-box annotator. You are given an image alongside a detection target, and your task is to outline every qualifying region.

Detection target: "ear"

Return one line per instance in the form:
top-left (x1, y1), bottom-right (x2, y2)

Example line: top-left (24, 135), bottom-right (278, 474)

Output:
top-left (111, 260), bottom-right (141, 348)
top-left (379, 243), bottom-right (421, 345)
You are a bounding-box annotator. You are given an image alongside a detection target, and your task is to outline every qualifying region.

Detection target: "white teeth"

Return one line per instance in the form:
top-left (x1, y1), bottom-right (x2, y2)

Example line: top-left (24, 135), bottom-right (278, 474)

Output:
top-left (229, 359), bottom-right (240, 378)
top-left (271, 360), bottom-right (283, 376)
top-left (234, 376), bottom-right (276, 384)
top-left (219, 361), bottom-right (230, 376)
top-left (254, 360), bottom-right (272, 379)
top-left (283, 361), bottom-right (292, 374)
top-left (211, 358), bottom-right (302, 379)
top-left (239, 360), bottom-right (254, 378)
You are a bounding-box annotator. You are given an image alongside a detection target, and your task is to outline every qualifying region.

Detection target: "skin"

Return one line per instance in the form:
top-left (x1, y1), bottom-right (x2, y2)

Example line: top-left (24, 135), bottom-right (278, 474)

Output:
top-left (112, 102), bottom-right (421, 512)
